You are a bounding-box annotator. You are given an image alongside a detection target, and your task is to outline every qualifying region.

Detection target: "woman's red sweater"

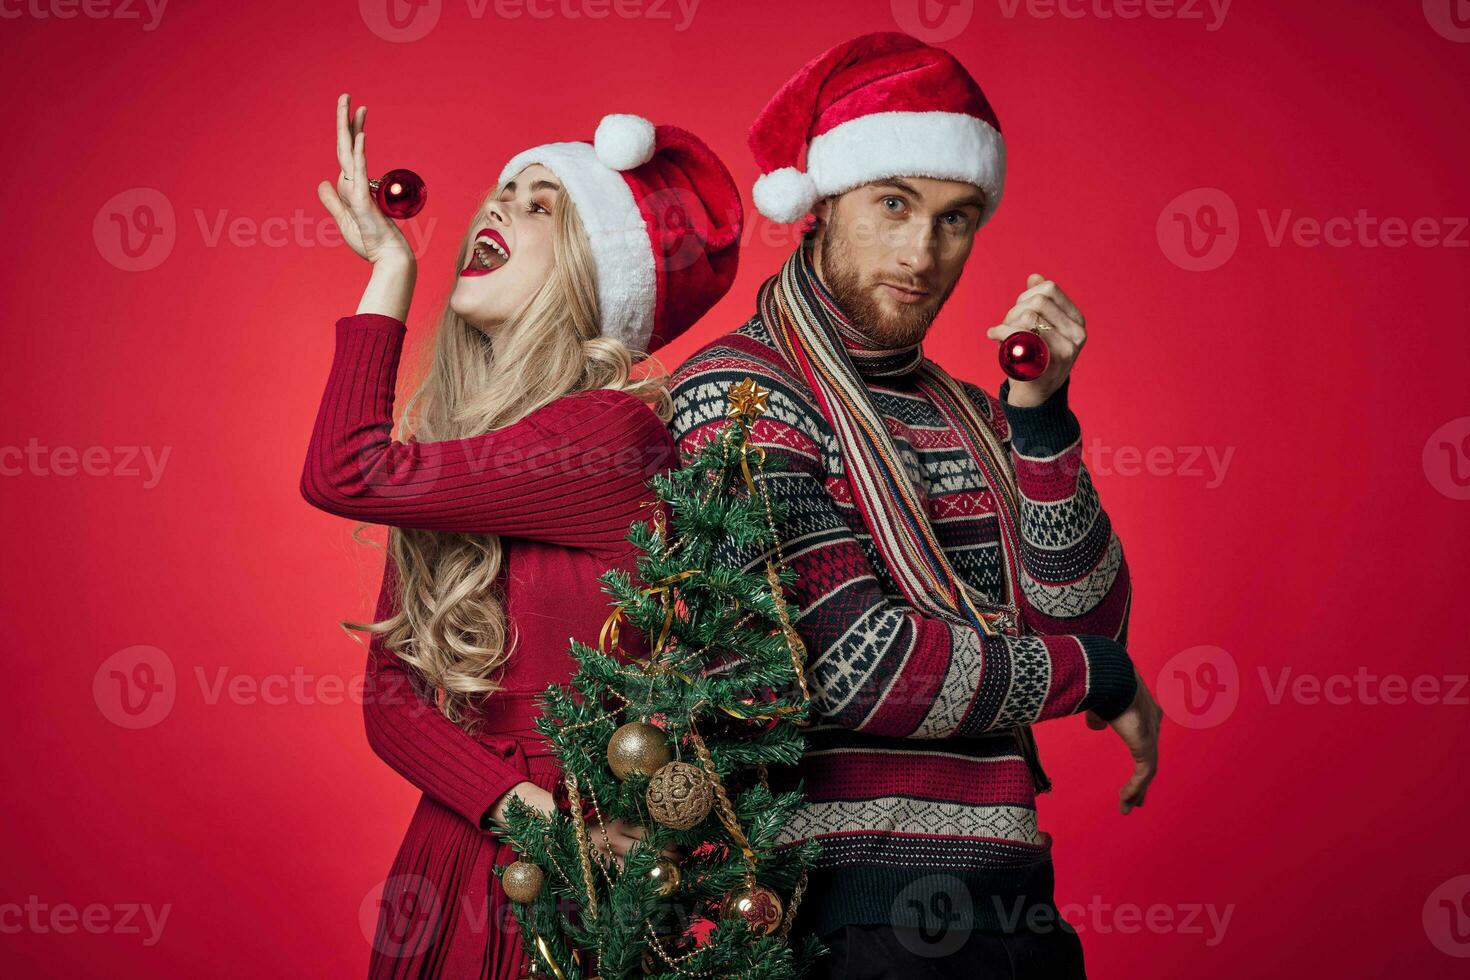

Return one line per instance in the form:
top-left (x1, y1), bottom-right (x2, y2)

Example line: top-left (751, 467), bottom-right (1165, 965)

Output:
top-left (300, 312), bottom-right (676, 977)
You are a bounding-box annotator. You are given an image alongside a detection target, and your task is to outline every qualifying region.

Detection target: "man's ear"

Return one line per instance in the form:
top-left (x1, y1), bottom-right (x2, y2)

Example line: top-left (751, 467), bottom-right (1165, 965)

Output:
top-left (810, 197), bottom-right (831, 224)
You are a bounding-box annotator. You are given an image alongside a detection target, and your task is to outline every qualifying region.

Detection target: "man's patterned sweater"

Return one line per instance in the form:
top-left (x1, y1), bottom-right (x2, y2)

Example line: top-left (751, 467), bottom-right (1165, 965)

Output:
top-left (668, 313), bottom-right (1137, 935)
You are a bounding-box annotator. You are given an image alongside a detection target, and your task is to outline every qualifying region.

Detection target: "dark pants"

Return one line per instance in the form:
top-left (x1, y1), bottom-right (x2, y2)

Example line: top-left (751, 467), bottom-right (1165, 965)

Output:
top-left (806, 921), bottom-right (1086, 980)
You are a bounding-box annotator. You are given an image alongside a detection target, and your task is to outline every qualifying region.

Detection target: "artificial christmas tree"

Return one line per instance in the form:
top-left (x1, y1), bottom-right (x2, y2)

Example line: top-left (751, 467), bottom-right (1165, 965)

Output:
top-left (490, 378), bottom-right (824, 979)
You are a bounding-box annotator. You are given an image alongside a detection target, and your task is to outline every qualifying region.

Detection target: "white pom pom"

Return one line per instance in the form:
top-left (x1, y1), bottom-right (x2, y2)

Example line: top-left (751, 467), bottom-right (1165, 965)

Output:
top-left (752, 167), bottom-right (818, 223)
top-left (594, 114), bottom-right (656, 170)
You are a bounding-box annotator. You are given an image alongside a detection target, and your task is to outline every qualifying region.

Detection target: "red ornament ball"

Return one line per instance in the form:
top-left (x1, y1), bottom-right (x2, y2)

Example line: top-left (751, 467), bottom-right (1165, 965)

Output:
top-left (372, 168), bottom-right (427, 219)
top-left (998, 329), bottom-right (1050, 382)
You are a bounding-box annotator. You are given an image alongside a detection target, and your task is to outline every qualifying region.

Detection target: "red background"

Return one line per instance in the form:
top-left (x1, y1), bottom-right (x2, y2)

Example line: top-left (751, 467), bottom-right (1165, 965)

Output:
top-left (3, 1), bottom-right (1468, 976)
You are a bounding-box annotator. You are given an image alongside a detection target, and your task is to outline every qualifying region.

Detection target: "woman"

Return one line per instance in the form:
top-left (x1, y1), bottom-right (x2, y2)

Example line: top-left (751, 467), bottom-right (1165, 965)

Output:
top-left (302, 94), bottom-right (742, 978)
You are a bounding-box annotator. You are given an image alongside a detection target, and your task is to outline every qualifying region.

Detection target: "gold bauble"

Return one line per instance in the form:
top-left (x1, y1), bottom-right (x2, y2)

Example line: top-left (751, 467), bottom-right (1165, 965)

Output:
top-left (645, 761), bottom-right (713, 830)
top-left (607, 721), bottom-right (673, 780)
top-left (649, 856), bottom-right (682, 897)
top-left (723, 882), bottom-right (783, 935)
top-left (500, 860), bottom-right (545, 903)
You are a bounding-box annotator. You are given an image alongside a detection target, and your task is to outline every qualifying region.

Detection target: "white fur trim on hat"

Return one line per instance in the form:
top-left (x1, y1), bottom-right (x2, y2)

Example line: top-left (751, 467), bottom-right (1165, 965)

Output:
top-left (805, 111), bottom-right (1006, 225)
top-left (498, 142), bottom-right (657, 351)
top-left (752, 166), bottom-right (819, 224)
top-left (594, 114), bottom-right (657, 171)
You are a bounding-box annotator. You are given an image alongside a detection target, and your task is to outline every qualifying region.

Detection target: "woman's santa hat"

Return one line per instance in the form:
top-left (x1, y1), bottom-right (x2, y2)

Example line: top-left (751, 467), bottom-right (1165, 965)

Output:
top-left (748, 32), bottom-right (1006, 226)
top-left (498, 114), bottom-right (742, 354)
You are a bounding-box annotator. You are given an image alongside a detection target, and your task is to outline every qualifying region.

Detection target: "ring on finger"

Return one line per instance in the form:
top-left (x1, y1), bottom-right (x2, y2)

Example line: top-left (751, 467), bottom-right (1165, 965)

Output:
top-left (1030, 312), bottom-right (1053, 333)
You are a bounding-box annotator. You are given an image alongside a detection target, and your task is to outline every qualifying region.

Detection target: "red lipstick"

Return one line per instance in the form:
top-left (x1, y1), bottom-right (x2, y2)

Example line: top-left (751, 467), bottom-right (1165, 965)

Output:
top-left (460, 228), bottom-right (510, 277)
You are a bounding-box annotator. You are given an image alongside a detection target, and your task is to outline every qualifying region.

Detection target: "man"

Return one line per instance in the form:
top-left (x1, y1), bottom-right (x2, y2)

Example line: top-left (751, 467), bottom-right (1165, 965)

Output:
top-left (669, 33), bottom-right (1163, 978)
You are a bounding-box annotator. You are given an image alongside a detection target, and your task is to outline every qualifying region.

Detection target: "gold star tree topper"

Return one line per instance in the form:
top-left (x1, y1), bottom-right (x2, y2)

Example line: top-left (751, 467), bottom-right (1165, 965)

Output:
top-left (725, 377), bottom-right (770, 421)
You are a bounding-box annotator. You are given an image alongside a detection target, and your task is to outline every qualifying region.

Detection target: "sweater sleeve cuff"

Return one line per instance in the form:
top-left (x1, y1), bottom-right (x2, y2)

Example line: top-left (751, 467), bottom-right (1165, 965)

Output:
top-left (1077, 635), bottom-right (1137, 721)
top-left (336, 312), bottom-right (406, 335)
top-left (999, 377), bottom-right (1080, 458)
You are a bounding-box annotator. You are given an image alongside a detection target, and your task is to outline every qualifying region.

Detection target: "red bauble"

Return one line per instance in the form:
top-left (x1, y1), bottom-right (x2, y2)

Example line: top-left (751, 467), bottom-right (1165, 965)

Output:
top-left (998, 329), bottom-right (1050, 382)
top-left (371, 168), bottom-right (427, 219)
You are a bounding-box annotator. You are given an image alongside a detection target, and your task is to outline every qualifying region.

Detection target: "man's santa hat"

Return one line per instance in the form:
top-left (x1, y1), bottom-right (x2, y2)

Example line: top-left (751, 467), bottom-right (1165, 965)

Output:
top-left (498, 114), bottom-right (742, 354)
top-left (748, 32), bottom-right (1005, 226)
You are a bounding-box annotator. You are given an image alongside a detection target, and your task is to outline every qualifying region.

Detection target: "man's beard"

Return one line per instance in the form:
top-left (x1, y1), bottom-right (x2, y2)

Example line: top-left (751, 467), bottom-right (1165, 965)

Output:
top-left (813, 215), bottom-right (956, 348)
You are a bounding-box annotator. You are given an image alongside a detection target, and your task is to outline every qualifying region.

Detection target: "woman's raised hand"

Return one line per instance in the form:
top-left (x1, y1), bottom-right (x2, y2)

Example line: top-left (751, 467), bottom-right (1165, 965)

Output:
top-left (317, 93), bottom-right (414, 268)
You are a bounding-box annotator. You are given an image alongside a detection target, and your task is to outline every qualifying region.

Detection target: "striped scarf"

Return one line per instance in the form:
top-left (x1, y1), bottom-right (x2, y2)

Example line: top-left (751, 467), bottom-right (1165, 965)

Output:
top-left (758, 242), bottom-right (1051, 791)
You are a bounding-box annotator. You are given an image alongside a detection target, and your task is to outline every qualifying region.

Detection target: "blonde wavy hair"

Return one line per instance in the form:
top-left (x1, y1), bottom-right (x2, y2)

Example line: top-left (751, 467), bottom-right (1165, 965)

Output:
top-left (346, 185), bottom-right (671, 731)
